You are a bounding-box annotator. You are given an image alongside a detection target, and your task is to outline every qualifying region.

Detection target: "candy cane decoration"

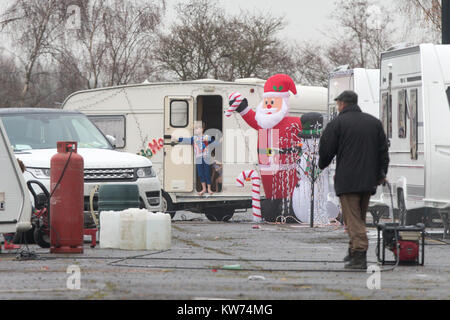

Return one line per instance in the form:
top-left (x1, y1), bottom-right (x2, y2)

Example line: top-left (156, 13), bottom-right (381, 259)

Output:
top-left (226, 92), bottom-right (243, 117)
top-left (236, 170), bottom-right (262, 223)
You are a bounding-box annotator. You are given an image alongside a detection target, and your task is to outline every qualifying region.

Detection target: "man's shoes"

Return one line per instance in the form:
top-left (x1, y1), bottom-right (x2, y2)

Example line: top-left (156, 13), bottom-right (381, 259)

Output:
top-left (343, 248), bottom-right (353, 262)
top-left (344, 250), bottom-right (367, 270)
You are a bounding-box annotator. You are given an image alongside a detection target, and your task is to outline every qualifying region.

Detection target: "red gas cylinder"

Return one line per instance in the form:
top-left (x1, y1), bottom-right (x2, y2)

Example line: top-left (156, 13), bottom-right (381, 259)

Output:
top-left (50, 142), bottom-right (84, 254)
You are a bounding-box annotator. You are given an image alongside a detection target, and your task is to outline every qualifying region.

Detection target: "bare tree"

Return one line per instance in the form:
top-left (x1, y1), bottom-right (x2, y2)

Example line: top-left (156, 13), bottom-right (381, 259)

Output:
top-left (0, 0), bottom-right (408, 108)
top-left (290, 39), bottom-right (364, 87)
top-left (402, 0), bottom-right (442, 30)
top-left (223, 11), bottom-right (292, 80)
top-left (0, 0), bottom-right (166, 107)
top-left (56, 0), bottom-right (164, 89)
top-left (324, 40), bottom-right (361, 69)
top-left (156, 0), bottom-right (293, 82)
top-left (102, 1), bottom-right (163, 86)
top-left (398, 0), bottom-right (442, 42)
top-left (60, 0), bottom-right (108, 89)
top-left (1, 0), bottom-right (65, 105)
top-left (289, 0), bottom-right (397, 87)
top-left (290, 43), bottom-right (331, 87)
top-left (0, 51), bottom-right (22, 108)
top-left (53, 50), bottom-right (86, 103)
top-left (330, 0), bottom-right (394, 69)
top-left (156, 0), bottom-right (226, 81)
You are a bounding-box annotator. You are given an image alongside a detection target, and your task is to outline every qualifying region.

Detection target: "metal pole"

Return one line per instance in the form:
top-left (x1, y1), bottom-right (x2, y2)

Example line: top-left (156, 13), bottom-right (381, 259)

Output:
top-left (443, 0), bottom-right (450, 44)
top-left (310, 165), bottom-right (315, 228)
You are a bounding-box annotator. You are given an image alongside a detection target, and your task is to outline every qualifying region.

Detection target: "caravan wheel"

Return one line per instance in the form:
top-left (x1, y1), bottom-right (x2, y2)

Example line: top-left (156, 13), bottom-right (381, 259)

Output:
top-left (205, 208), bottom-right (234, 222)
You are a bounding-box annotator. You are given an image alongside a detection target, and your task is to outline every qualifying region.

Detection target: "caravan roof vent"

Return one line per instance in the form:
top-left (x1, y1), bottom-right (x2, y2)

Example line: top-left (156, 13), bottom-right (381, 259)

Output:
top-left (332, 65), bottom-right (349, 72)
top-left (192, 79), bottom-right (223, 83)
top-left (234, 78), bottom-right (266, 85)
top-left (386, 43), bottom-right (414, 51)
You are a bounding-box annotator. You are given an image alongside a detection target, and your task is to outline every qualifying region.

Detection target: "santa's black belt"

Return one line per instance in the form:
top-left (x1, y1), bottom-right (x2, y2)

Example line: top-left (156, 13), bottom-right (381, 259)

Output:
top-left (258, 148), bottom-right (299, 156)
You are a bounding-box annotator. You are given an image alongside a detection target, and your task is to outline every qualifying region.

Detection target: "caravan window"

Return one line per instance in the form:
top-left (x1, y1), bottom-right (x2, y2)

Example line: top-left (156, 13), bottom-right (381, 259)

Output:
top-left (388, 94), bottom-right (392, 138)
top-left (88, 115), bottom-right (126, 148)
top-left (398, 90), bottom-right (407, 139)
top-left (446, 87), bottom-right (450, 109)
top-left (410, 89), bottom-right (418, 160)
top-left (170, 100), bottom-right (189, 128)
top-left (381, 93), bottom-right (391, 137)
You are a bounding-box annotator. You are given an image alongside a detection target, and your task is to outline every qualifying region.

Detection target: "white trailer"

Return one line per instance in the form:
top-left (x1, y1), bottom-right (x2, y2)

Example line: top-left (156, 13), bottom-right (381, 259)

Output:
top-left (326, 68), bottom-right (381, 218)
top-left (62, 79), bottom-right (327, 220)
top-left (328, 67), bottom-right (380, 120)
top-left (371, 44), bottom-right (450, 230)
top-left (0, 119), bottom-right (32, 235)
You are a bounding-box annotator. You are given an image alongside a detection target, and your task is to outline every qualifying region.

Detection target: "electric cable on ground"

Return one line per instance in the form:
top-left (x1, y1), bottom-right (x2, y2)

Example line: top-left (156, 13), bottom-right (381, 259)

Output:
top-left (104, 250), bottom-right (399, 274)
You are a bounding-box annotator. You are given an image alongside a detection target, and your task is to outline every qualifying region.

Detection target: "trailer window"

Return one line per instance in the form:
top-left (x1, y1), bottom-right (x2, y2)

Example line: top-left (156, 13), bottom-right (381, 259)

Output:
top-left (410, 89), bottom-right (418, 160)
top-left (446, 87), bottom-right (450, 110)
top-left (381, 92), bottom-right (391, 137)
top-left (88, 115), bottom-right (126, 148)
top-left (388, 94), bottom-right (392, 138)
top-left (170, 100), bottom-right (189, 128)
top-left (398, 90), bottom-right (407, 139)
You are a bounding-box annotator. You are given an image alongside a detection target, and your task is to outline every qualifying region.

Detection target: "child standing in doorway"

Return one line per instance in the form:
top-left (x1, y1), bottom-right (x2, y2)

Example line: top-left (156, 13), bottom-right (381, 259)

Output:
top-left (176, 122), bottom-right (214, 196)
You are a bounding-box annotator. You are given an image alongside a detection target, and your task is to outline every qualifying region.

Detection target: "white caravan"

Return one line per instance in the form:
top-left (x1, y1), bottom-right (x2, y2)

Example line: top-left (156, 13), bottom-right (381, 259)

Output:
top-left (371, 44), bottom-right (450, 227)
top-left (0, 119), bottom-right (32, 235)
top-left (328, 67), bottom-right (380, 120)
top-left (326, 68), bottom-right (381, 218)
top-left (62, 79), bottom-right (327, 221)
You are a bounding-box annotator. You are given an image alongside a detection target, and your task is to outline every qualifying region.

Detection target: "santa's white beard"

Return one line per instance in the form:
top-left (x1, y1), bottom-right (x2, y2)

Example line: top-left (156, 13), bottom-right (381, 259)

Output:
top-left (255, 99), bottom-right (289, 129)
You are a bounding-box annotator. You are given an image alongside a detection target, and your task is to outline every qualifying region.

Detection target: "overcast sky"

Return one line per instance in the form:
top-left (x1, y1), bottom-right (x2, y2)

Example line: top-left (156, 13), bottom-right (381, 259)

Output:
top-left (165, 0), bottom-right (337, 43)
top-left (164, 0), bottom-right (425, 46)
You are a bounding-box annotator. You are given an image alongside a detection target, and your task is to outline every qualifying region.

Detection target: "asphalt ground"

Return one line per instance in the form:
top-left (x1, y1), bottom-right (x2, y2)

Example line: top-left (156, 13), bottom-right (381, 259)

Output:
top-left (0, 210), bottom-right (449, 300)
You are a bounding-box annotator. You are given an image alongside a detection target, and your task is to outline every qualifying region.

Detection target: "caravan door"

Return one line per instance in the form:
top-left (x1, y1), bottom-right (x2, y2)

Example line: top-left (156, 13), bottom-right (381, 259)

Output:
top-left (163, 96), bottom-right (195, 193)
top-left (0, 120), bottom-right (32, 233)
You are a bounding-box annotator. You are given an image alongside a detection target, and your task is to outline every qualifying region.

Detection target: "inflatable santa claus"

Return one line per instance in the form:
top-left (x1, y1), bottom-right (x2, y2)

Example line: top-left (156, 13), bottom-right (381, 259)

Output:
top-left (227, 74), bottom-right (302, 222)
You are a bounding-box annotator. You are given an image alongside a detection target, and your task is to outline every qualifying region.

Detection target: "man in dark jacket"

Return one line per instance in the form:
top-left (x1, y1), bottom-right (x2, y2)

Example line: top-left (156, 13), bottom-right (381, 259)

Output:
top-left (319, 90), bottom-right (389, 269)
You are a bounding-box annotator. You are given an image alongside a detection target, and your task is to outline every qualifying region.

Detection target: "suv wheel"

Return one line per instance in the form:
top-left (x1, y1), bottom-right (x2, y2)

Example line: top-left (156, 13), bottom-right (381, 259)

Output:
top-left (33, 227), bottom-right (50, 248)
top-left (162, 192), bottom-right (176, 219)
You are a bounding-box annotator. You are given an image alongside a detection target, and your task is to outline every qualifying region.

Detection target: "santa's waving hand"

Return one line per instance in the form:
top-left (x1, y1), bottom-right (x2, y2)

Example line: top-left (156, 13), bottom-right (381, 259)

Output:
top-left (227, 74), bottom-right (303, 222)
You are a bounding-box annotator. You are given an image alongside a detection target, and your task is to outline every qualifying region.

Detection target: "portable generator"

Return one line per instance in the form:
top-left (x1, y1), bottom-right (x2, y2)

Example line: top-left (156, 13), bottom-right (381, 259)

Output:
top-left (376, 223), bottom-right (425, 266)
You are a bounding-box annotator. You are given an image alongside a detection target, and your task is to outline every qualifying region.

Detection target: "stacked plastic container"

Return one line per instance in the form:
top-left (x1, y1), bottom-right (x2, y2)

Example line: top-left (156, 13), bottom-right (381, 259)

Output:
top-left (100, 209), bottom-right (171, 251)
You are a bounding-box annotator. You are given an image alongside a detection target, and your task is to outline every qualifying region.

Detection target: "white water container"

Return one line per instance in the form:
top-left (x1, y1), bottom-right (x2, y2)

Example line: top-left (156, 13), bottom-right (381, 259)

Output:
top-left (119, 209), bottom-right (147, 251)
top-left (99, 211), bottom-right (121, 249)
top-left (146, 212), bottom-right (171, 251)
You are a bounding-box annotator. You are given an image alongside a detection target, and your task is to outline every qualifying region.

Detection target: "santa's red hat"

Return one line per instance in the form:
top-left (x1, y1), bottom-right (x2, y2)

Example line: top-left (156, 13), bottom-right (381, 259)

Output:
top-left (263, 74), bottom-right (297, 99)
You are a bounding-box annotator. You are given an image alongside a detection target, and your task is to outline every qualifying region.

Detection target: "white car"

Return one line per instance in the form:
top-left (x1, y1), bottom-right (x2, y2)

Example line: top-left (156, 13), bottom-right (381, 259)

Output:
top-left (0, 108), bottom-right (162, 223)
